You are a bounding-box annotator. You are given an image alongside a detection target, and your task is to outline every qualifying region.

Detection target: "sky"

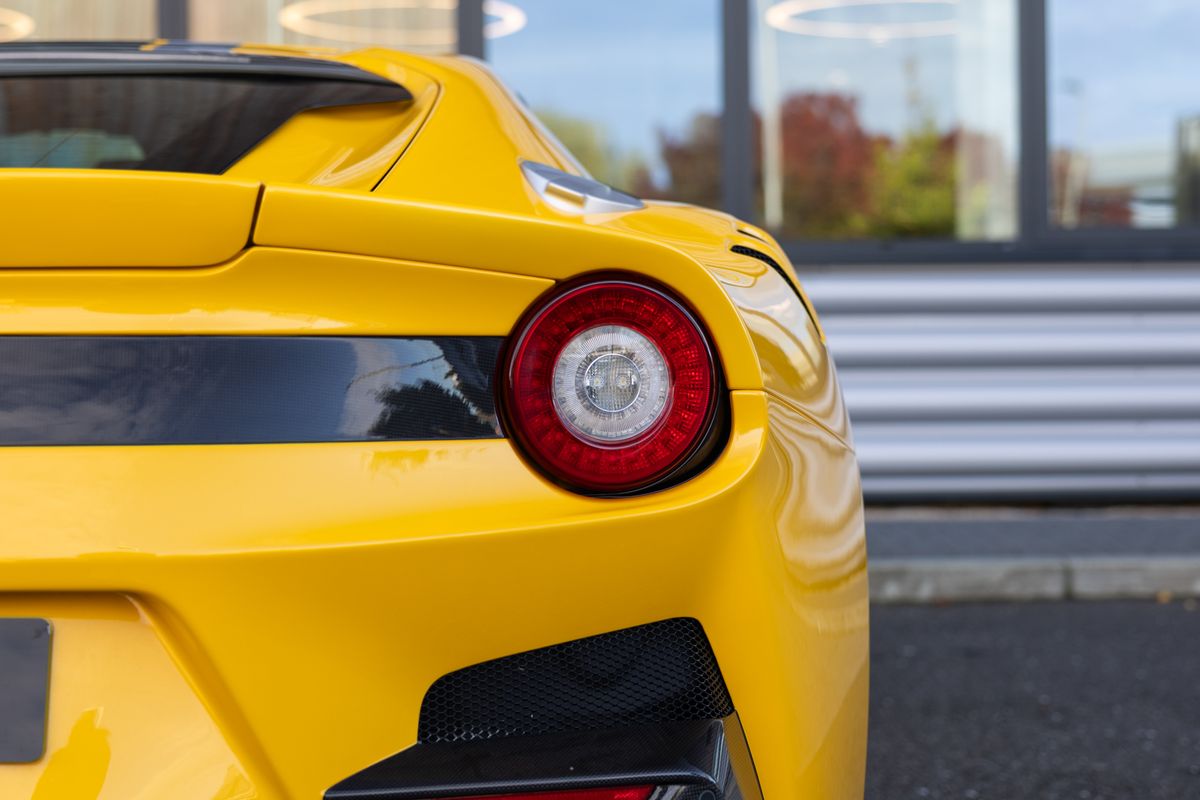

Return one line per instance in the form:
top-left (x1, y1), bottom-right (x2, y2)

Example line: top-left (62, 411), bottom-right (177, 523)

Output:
top-left (1049, 0), bottom-right (1200, 152)
top-left (487, 0), bottom-right (721, 174)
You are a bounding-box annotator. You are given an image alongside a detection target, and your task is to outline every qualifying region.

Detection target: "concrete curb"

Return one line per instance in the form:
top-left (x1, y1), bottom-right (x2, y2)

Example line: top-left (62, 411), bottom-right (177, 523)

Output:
top-left (870, 556), bottom-right (1200, 604)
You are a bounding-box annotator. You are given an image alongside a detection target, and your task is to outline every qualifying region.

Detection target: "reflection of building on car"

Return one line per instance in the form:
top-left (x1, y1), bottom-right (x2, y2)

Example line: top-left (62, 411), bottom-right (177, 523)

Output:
top-left (0, 42), bottom-right (867, 800)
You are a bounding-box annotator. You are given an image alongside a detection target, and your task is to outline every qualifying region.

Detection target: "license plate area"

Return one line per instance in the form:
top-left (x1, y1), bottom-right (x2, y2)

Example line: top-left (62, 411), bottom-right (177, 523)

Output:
top-left (0, 618), bottom-right (52, 763)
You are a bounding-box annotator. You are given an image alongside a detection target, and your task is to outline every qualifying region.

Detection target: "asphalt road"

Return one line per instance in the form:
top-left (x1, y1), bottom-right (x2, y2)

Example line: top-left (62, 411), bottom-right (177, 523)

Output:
top-left (867, 601), bottom-right (1200, 800)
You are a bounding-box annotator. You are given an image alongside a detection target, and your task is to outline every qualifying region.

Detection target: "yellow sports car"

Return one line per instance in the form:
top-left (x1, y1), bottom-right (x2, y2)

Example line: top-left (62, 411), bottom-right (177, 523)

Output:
top-left (0, 41), bottom-right (867, 800)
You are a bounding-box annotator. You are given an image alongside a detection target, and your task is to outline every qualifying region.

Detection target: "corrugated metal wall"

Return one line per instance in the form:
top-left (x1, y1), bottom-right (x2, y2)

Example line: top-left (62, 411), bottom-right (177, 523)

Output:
top-left (803, 265), bottom-right (1200, 502)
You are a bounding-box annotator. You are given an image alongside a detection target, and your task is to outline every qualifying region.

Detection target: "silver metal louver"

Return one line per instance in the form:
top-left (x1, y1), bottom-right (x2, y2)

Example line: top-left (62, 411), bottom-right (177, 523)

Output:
top-left (803, 264), bottom-right (1200, 502)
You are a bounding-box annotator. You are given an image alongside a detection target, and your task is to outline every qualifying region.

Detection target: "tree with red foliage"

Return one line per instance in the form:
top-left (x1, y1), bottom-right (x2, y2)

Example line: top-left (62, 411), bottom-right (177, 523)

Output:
top-left (774, 92), bottom-right (880, 237)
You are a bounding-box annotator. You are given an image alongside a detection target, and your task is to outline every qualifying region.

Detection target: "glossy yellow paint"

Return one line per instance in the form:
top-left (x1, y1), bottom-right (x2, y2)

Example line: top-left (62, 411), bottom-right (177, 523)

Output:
top-left (369, 54), bottom-right (582, 207)
top-left (0, 45), bottom-right (866, 800)
top-left (252, 185), bottom-right (766, 389)
top-left (225, 58), bottom-right (441, 190)
top-left (0, 394), bottom-right (865, 800)
top-left (0, 248), bottom-right (550, 335)
top-left (0, 171), bottom-right (258, 268)
top-left (0, 596), bottom-right (255, 800)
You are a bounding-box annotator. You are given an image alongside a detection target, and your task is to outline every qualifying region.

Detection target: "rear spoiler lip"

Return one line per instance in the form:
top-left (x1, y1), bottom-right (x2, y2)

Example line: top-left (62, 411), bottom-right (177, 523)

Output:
top-left (0, 40), bottom-right (408, 92)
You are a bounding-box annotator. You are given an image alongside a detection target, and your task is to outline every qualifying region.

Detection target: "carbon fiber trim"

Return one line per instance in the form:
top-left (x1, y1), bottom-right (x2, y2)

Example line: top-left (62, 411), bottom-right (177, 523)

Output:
top-left (0, 336), bottom-right (501, 445)
top-left (419, 618), bottom-right (734, 744)
top-left (0, 41), bottom-right (407, 87)
top-left (325, 717), bottom-right (763, 800)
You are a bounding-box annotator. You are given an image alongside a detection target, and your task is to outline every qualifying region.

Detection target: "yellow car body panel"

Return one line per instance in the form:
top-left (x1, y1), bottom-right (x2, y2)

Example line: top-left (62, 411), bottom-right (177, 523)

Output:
top-left (224, 57), bottom-right (441, 191)
top-left (252, 186), bottom-right (766, 390)
top-left (0, 171), bottom-right (259, 268)
top-left (0, 45), bottom-right (867, 800)
top-left (0, 595), bottom-right (257, 800)
top-left (369, 54), bottom-right (584, 207)
top-left (0, 248), bottom-right (551, 336)
top-left (0, 392), bottom-right (866, 800)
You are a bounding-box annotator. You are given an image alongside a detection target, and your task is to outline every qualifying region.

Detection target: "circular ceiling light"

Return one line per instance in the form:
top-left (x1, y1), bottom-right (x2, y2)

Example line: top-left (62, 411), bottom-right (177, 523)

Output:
top-left (482, 0), bottom-right (526, 38)
top-left (279, 0), bottom-right (526, 48)
top-left (765, 0), bottom-right (956, 43)
top-left (0, 8), bottom-right (35, 43)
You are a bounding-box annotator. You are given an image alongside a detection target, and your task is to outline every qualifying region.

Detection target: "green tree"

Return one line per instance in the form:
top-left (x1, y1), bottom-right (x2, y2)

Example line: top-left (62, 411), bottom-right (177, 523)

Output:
top-left (867, 120), bottom-right (956, 238)
top-left (533, 108), bottom-right (651, 194)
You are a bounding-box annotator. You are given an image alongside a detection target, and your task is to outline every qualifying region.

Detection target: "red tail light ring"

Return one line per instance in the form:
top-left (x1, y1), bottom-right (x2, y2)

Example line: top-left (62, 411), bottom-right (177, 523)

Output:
top-left (502, 276), bottom-right (722, 495)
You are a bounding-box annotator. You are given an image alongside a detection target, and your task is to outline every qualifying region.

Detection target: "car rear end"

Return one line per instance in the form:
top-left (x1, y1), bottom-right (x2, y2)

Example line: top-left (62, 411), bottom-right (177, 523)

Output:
top-left (0, 44), bottom-right (867, 800)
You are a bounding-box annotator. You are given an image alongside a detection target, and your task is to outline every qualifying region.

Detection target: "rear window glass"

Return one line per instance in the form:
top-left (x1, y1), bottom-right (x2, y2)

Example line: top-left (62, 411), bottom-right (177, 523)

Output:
top-left (0, 76), bottom-right (408, 173)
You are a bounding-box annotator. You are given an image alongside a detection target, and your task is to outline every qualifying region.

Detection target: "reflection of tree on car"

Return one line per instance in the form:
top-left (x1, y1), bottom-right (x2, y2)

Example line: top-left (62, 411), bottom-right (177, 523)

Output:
top-left (369, 339), bottom-right (502, 440)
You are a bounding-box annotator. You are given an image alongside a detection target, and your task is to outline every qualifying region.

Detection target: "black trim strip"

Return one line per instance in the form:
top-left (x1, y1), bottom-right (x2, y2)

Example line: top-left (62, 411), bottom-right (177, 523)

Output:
top-left (0, 619), bottom-right (51, 764)
top-left (325, 717), bottom-right (762, 800)
top-left (0, 336), bottom-right (501, 445)
top-left (730, 244), bottom-right (794, 289)
top-left (0, 41), bottom-right (408, 90)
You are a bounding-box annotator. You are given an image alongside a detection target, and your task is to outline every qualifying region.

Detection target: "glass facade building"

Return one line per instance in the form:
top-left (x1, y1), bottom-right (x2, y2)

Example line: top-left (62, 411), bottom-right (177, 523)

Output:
top-left (5, 0), bottom-right (1199, 263)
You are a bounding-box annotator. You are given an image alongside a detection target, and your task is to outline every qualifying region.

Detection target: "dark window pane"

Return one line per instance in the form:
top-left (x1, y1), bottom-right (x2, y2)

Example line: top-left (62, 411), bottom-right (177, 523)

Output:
top-left (753, 0), bottom-right (1017, 241)
top-left (0, 76), bottom-right (407, 173)
top-left (1049, 0), bottom-right (1200, 229)
top-left (488, 0), bottom-right (722, 208)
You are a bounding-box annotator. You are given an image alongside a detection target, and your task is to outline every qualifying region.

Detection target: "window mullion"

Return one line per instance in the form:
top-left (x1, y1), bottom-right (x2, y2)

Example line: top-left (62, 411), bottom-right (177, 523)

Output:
top-left (721, 0), bottom-right (753, 220)
top-left (156, 0), bottom-right (189, 39)
top-left (1017, 0), bottom-right (1049, 244)
top-left (457, 0), bottom-right (486, 59)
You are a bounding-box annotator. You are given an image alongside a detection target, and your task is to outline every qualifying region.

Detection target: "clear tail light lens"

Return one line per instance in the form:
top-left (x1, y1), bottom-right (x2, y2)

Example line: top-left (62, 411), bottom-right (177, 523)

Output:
top-left (503, 277), bottom-right (720, 494)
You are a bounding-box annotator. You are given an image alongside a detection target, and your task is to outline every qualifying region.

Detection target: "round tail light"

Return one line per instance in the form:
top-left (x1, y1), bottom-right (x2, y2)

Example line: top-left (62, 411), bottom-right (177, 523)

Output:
top-left (502, 277), bottom-right (721, 494)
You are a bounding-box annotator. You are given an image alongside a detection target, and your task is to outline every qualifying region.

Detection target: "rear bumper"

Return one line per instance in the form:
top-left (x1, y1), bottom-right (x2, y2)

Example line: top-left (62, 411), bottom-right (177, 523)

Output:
top-left (0, 391), bottom-right (867, 799)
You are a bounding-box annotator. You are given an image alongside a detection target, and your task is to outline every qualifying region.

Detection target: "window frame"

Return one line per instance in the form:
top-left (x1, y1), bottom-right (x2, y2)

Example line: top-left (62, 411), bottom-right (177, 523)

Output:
top-left (156, 0), bottom-right (1200, 264)
top-left (724, 0), bottom-right (1200, 265)
top-left (480, 0), bottom-right (1200, 264)
top-left (751, 0), bottom-right (1200, 264)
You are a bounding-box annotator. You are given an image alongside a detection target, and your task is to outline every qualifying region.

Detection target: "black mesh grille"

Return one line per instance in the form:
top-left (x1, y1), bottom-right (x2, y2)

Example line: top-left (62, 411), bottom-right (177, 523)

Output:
top-left (418, 618), bottom-right (734, 743)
